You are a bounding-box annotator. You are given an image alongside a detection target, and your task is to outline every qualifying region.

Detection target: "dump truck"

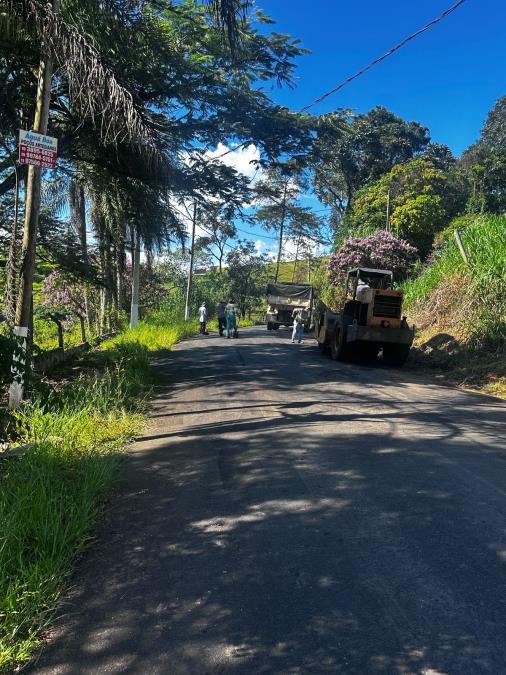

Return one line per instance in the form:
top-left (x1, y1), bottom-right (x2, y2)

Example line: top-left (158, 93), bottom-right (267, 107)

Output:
top-left (266, 282), bottom-right (313, 331)
top-left (315, 267), bottom-right (414, 365)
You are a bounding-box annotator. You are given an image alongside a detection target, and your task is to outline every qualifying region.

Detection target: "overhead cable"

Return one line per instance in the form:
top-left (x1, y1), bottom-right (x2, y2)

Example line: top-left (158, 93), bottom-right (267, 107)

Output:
top-left (300, 0), bottom-right (467, 112)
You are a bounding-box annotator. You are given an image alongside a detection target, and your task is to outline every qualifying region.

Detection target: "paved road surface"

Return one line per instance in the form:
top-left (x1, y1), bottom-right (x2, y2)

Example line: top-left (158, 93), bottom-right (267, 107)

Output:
top-left (31, 327), bottom-right (506, 675)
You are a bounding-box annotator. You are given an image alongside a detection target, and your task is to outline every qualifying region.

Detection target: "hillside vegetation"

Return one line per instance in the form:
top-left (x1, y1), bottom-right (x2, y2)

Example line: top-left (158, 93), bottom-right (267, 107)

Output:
top-left (403, 215), bottom-right (506, 396)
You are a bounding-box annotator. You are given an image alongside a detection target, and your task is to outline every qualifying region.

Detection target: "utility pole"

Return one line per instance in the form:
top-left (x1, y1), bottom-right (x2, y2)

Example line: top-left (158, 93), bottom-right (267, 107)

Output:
top-left (129, 225), bottom-right (141, 328)
top-left (385, 187), bottom-right (391, 232)
top-left (9, 0), bottom-right (60, 409)
top-left (184, 202), bottom-right (197, 321)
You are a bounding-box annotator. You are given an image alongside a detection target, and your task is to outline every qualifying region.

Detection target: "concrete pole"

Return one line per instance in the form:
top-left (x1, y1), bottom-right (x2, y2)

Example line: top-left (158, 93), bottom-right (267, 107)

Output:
top-left (184, 203), bottom-right (197, 322)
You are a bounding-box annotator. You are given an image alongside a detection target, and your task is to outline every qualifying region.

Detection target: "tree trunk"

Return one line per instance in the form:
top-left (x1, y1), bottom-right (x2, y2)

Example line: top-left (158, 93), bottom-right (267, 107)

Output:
top-left (79, 315), bottom-right (87, 344)
top-left (55, 319), bottom-right (64, 351)
top-left (116, 241), bottom-right (126, 312)
top-left (10, 0), bottom-right (59, 408)
top-left (3, 164), bottom-right (20, 327)
top-left (274, 183), bottom-right (288, 283)
top-left (70, 179), bottom-right (91, 328)
top-left (146, 247), bottom-right (154, 273)
top-left (130, 225), bottom-right (141, 328)
top-left (184, 203), bottom-right (197, 321)
top-left (292, 236), bottom-right (301, 282)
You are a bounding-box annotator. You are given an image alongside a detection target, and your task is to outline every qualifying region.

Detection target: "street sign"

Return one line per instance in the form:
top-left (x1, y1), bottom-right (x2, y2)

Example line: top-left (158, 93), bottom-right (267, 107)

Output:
top-left (18, 129), bottom-right (58, 169)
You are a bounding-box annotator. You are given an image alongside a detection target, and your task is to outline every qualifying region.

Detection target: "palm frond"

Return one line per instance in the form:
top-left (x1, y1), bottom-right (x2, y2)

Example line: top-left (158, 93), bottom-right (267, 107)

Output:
top-left (14, 0), bottom-right (163, 164)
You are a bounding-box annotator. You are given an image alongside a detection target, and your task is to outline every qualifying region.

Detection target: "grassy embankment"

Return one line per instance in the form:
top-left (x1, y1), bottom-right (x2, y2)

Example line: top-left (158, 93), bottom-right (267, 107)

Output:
top-left (403, 214), bottom-right (506, 397)
top-left (0, 318), bottom-right (197, 672)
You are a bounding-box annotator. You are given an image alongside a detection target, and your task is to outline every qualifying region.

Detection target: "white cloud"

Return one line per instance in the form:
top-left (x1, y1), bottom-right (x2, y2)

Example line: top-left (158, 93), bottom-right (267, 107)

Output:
top-left (205, 143), bottom-right (261, 185)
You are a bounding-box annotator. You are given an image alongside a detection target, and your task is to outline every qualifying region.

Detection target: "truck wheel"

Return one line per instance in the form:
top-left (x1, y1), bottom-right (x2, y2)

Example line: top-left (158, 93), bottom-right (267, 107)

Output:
top-left (382, 344), bottom-right (411, 367)
top-left (267, 322), bottom-right (273, 330)
top-left (272, 323), bottom-right (279, 330)
top-left (330, 328), bottom-right (350, 361)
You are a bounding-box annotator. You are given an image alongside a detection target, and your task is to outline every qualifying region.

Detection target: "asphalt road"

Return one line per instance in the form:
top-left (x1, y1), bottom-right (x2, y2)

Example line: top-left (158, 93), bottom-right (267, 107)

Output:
top-left (30, 327), bottom-right (506, 675)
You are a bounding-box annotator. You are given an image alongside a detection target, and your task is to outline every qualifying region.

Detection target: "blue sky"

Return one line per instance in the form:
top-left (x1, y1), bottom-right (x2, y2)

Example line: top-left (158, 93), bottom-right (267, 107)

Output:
top-left (224, 0), bottom-right (506, 258)
top-left (258, 0), bottom-right (506, 155)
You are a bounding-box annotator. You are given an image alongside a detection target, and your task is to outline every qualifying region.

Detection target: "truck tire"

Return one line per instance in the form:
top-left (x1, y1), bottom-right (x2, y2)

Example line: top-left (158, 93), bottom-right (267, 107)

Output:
top-left (382, 343), bottom-right (410, 367)
top-left (267, 322), bottom-right (273, 330)
top-left (330, 327), bottom-right (350, 361)
top-left (272, 323), bottom-right (279, 330)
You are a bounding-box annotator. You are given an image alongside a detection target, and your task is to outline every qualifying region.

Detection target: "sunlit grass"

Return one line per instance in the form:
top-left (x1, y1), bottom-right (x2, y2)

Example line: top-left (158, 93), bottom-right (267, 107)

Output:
top-left (103, 318), bottom-right (199, 353)
top-left (404, 214), bottom-right (506, 346)
top-left (403, 214), bottom-right (506, 398)
top-left (0, 318), bottom-right (186, 671)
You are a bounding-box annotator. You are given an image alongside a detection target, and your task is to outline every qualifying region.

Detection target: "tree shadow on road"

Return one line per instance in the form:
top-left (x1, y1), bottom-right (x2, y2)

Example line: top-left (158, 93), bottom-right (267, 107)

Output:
top-left (29, 328), bottom-right (506, 675)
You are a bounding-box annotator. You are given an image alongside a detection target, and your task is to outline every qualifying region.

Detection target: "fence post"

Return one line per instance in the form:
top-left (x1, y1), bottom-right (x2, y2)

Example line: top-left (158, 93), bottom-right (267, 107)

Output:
top-left (454, 229), bottom-right (470, 266)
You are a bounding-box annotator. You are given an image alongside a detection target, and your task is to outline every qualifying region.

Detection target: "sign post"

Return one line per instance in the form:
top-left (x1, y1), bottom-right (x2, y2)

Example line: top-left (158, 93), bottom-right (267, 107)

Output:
top-left (18, 130), bottom-right (58, 169)
top-left (9, 130), bottom-right (58, 409)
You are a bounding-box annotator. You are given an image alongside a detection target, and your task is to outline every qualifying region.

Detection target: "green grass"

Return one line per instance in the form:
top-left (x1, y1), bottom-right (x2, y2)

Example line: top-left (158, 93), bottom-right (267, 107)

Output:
top-left (404, 215), bottom-right (506, 309)
top-left (403, 214), bottom-right (506, 398)
top-left (404, 214), bottom-right (506, 345)
top-left (0, 317), bottom-right (202, 672)
top-left (103, 317), bottom-right (199, 353)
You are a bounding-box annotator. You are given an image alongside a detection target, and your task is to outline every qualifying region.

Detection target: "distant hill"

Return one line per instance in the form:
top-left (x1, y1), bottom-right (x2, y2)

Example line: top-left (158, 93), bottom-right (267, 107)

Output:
top-left (265, 258), bottom-right (327, 284)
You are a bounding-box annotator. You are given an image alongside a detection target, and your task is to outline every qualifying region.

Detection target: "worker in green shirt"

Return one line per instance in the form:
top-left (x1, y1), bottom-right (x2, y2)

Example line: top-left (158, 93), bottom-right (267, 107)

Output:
top-left (225, 299), bottom-right (237, 339)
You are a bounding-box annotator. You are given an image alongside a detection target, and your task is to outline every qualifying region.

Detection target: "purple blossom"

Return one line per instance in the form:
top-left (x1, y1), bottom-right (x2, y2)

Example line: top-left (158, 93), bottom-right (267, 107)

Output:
top-left (328, 231), bottom-right (418, 285)
top-left (42, 270), bottom-right (86, 325)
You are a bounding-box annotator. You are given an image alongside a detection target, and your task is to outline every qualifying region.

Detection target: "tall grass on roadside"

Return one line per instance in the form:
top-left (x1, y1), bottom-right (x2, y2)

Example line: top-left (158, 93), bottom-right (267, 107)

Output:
top-left (0, 344), bottom-right (149, 672)
top-left (403, 214), bottom-right (506, 346)
top-left (103, 317), bottom-right (199, 353)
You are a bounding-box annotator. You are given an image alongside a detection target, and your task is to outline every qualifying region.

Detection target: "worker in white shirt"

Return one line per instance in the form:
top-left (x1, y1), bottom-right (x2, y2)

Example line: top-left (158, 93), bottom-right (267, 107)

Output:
top-left (198, 303), bottom-right (208, 335)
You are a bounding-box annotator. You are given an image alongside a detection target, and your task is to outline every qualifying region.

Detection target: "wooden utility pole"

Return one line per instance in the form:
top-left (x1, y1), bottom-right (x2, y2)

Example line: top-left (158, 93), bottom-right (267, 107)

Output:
top-left (184, 203), bottom-right (197, 321)
top-left (10, 0), bottom-right (60, 408)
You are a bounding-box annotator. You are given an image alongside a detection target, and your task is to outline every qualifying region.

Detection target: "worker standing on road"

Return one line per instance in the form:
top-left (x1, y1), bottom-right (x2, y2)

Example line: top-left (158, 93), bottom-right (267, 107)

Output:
top-left (198, 303), bottom-right (208, 335)
top-left (216, 300), bottom-right (227, 337)
top-left (291, 307), bottom-right (305, 344)
top-left (225, 299), bottom-right (237, 339)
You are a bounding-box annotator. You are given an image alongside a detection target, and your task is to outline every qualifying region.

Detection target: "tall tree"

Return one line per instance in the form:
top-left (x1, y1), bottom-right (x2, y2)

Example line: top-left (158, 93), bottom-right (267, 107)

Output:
top-left (460, 94), bottom-right (506, 213)
top-left (226, 241), bottom-right (268, 318)
top-left (348, 158), bottom-right (466, 256)
top-left (197, 204), bottom-right (238, 272)
top-left (254, 162), bottom-right (319, 282)
top-left (311, 106), bottom-right (430, 230)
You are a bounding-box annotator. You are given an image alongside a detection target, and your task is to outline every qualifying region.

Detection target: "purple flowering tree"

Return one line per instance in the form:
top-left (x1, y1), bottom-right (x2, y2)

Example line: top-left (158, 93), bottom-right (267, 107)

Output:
top-left (42, 271), bottom-right (90, 342)
top-left (327, 231), bottom-right (418, 285)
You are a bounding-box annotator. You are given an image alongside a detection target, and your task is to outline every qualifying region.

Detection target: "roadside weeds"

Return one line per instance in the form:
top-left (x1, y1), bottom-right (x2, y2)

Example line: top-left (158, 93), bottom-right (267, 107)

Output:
top-left (0, 319), bottom-right (196, 672)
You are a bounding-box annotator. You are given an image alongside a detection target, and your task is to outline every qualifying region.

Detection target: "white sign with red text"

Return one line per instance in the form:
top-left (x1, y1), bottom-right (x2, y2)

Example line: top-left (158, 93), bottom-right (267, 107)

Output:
top-left (19, 129), bottom-right (58, 169)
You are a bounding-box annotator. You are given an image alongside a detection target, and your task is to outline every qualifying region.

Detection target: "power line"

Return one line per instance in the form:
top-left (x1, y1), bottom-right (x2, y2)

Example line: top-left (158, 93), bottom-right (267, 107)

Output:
top-left (300, 0), bottom-right (467, 113)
